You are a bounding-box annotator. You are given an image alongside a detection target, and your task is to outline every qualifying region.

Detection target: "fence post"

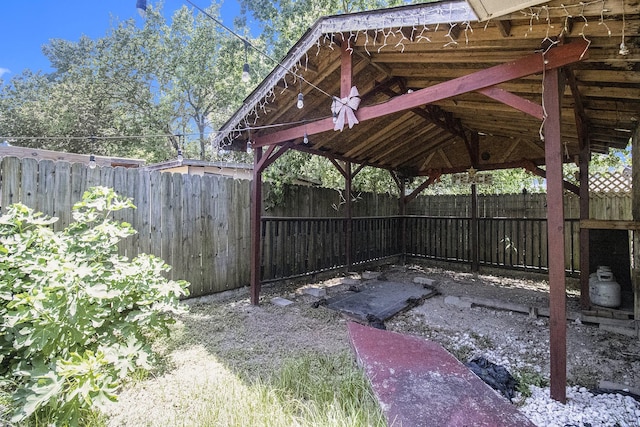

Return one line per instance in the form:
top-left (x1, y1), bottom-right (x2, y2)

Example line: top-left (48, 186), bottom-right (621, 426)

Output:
top-left (471, 183), bottom-right (479, 271)
top-left (345, 162), bottom-right (353, 270)
top-left (250, 147), bottom-right (263, 305)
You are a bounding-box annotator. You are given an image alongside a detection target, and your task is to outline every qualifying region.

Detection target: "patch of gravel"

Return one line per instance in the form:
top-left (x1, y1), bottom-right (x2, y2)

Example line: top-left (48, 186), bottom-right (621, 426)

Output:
top-left (105, 262), bottom-right (640, 426)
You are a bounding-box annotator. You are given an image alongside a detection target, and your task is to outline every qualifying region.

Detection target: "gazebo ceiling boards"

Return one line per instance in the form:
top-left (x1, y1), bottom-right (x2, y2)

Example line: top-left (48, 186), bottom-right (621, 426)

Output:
top-left (216, 0), bottom-right (639, 177)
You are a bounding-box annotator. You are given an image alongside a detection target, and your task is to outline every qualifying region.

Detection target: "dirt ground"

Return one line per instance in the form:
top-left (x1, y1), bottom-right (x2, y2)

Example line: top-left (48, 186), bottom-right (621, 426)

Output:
top-left (182, 262), bottom-right (640, 391)
top-left (104, 262), bottom-right (640, 425)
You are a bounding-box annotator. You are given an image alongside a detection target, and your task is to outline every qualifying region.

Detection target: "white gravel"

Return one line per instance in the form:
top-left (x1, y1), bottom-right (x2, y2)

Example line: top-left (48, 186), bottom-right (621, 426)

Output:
top-left (520, 386), bottom-right (640, 427)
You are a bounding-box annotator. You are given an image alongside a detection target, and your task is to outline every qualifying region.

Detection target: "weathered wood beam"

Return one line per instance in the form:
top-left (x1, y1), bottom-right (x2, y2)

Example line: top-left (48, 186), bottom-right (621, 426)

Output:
top-left (256, 142), bottom-right (293, 173)
top-left (564, 67), bottom-right (589, 145)
top-left (496, 20), bottom-right (512, 37)
top-left (341, 41), bottom-right (352, 98)
top-left (580, 220), bottom-right (640, 231)
top-left (378, 87), bottom-right (471, 150)
top-left (543, 67), bottom-right (567, 404)
top-left (477, 87), bottom-right (544, 119)
top-left (405, 173), bottom-right (441, 204)
top-left (526, 164), bottom-right (580, 195)
top-left (253, 40), bottom-right (589, 148)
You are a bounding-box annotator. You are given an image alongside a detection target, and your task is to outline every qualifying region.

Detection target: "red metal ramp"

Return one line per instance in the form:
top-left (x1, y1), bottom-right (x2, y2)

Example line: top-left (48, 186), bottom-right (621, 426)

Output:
top-left (347, 322), bottom-right (535, 427)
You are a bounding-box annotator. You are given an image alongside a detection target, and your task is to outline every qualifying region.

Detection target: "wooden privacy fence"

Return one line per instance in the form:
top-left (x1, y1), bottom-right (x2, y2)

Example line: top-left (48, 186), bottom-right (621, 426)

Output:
top-left (404, 217), bottom-right (580, 275)
top-left (0, 156), bottom-right (250, 297)
top-left (261, 216), bottom-right (402, 281)
top-left (0, 156), bottom-right (630, 296)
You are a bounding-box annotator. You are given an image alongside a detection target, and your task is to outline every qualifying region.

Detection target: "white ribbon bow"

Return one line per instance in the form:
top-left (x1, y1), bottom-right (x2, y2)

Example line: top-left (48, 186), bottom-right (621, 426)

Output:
top-left (331, 86), bottom-right (361, 132)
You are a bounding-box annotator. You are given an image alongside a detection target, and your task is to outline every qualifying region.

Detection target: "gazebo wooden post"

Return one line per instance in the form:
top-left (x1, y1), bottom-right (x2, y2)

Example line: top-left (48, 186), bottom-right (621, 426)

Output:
top-left (345, 161), bottom-right (353, 270)
top-left (399, 178), bottom-right (407, 263)
top-left (543, 66), bottom-right (567, 403)
top-left (579, 133), bottom-right (591, 309)
top-left (632, 125), bottom-right (640, 330)
top-left (250, 146), bottom-right (263, 305)
top-left (471, 182), bottom-right (479, 272)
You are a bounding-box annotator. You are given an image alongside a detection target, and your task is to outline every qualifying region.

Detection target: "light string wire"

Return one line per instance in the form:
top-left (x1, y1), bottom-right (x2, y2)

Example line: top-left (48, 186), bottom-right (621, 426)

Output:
top-left (222, 0), bottom-right (618, 148)
top-left (184, 0), bottom-right (335, 102)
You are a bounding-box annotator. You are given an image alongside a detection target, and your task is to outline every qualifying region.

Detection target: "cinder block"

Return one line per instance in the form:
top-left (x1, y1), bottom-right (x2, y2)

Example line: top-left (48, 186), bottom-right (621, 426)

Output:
top-left (271, 297), bottom-right (294, 307)
top-left (362, 271), bottom-right (381, 280)
top-left (303, 287), bottom-right (327, 298)
top-left (414, 276), bottom-right (438, 287)
top-left (444, 295), bottom-right (472, 308)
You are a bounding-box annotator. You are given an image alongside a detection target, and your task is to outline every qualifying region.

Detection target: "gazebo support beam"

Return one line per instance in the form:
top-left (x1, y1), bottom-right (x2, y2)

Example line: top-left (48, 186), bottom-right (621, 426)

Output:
top-left (253, 40), bottom-right (588, 148)
top-left (543, 67), bottom-right (567, 404)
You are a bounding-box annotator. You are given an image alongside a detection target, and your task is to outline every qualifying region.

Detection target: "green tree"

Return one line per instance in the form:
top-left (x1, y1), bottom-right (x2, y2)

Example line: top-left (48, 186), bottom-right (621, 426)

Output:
top-left (0, 2), bottom-right (260, 162)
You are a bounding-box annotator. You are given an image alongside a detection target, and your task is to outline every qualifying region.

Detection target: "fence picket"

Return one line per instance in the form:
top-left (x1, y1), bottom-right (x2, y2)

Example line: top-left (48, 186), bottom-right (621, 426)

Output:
top-left (0, 155), bottom-right (633, 297)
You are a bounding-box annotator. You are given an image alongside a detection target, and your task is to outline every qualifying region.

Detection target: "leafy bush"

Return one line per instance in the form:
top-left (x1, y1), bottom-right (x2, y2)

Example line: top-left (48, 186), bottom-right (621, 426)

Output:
top-left (514, 367), bottom-right (549, 398)
top-left (0, 186), bottom-right (189, 425)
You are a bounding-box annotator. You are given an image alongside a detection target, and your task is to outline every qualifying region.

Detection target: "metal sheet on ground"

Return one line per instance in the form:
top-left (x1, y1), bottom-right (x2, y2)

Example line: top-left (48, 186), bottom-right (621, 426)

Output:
top-left (325, 281), bottom-right (436, 321)
top-left (347, 322), bottom-right (536, 427)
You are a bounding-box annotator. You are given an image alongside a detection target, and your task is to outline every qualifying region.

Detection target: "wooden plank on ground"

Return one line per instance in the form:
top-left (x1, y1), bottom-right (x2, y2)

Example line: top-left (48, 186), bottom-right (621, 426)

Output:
top-left (348, 322), bottom-right (536, 427)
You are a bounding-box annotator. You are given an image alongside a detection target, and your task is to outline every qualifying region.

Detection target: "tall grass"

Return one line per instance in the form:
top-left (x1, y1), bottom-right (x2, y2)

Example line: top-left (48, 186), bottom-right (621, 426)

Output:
top-left (194, 352), bottom-right (386, 427)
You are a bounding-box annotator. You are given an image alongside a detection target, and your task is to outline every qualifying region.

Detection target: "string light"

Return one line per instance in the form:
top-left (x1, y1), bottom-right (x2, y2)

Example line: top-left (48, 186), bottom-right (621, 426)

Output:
top-left (136, 0), bottom-right (147, 18)
top-left (242, 40), bottom-right (251, 83)
top-left (177, 149), bottom-right (184, 162)
top-left (297, 92), bottom-right (304, 109)
top-left (88, 154), bottom-right (97, 169)
top-left (303, 132), bottom-right (309, 144)
top-left (246, 141), bottom-right (253, 154)
top-left (619, 2), bottom-right (629, 55)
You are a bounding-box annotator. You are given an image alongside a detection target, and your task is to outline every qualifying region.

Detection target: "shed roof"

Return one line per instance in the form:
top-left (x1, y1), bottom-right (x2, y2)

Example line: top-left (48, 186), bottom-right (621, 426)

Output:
top-left (215, 0), bottom-right (639, 177)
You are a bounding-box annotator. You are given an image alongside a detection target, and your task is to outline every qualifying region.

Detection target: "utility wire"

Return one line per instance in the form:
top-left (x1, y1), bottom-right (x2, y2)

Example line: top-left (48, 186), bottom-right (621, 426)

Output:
top-left (183, 0), bottom-right (336, 102)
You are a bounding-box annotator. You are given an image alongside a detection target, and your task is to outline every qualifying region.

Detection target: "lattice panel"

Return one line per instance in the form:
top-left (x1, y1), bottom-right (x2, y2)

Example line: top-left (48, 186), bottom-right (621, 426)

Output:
top-left (590, 172), bottom-right (631, 193)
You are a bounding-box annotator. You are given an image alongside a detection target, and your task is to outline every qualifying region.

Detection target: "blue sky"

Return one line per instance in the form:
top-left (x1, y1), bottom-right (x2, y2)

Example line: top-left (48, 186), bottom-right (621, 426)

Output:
top-left (0, 0), bottom-right (245, 79)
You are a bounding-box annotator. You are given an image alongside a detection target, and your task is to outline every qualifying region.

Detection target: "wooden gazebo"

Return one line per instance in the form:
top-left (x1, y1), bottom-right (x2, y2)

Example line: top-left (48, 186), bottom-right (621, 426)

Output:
top-left (215, 0), bottom-right (640, 402)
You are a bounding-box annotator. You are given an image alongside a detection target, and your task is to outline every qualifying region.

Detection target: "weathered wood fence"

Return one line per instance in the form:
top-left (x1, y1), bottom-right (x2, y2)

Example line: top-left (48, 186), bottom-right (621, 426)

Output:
top-left (0, 156), bottom-right (631, 296)
top-left (0, 157), bottom-right (250, 297)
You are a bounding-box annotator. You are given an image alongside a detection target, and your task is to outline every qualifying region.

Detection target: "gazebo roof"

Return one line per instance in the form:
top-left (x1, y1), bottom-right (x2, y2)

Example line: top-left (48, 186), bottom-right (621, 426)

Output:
top-left (215, 0), bottom-right (639, 177)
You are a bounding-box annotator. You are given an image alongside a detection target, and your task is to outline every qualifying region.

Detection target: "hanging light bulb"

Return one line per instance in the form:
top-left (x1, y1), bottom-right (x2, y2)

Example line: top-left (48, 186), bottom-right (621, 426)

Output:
top-left (303, 132), bottom-right (309, 144)
top-left (332, 110), bottom-right (338, 124)
top-left (619, 41), bottom-right (629, 56)
top-left (242, 63), bottom-right (250, 83)
top-left (241, 40), bottom-right (250, 83)
top-left (177, 149), bottom-right (184, 162)
top-left (136, 0), bottom-right (147, 18)
top-left (246, 141), bottom-right (253, 154)
top-left (297, 92), bottom-right (304, 109)
top-left (88, 154), bottom-right (97, 169)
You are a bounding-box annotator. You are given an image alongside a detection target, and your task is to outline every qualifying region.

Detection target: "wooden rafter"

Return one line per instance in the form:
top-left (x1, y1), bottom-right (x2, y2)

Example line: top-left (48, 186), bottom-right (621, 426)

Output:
top-left (253, 39), bottom-right (589, 148)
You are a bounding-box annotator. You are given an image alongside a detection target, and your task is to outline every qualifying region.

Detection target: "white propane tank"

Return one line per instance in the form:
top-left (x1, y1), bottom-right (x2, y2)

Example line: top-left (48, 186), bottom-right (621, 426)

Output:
top-left (589, 266), bottom-right (621, 308)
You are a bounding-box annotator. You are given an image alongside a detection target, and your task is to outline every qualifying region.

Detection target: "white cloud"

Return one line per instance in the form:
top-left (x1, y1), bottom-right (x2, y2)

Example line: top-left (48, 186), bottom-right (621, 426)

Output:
top-left (0, 68), bottom-right (10, 78)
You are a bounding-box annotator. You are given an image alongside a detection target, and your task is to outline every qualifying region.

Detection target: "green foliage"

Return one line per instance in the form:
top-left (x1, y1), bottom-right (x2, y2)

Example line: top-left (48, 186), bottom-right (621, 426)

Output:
top-left (270, 353), bottom-right (386, 426)
top-left (0, 187), bottom-right (189, 425)
top-left (514, 367), bottom-right (548, 398)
